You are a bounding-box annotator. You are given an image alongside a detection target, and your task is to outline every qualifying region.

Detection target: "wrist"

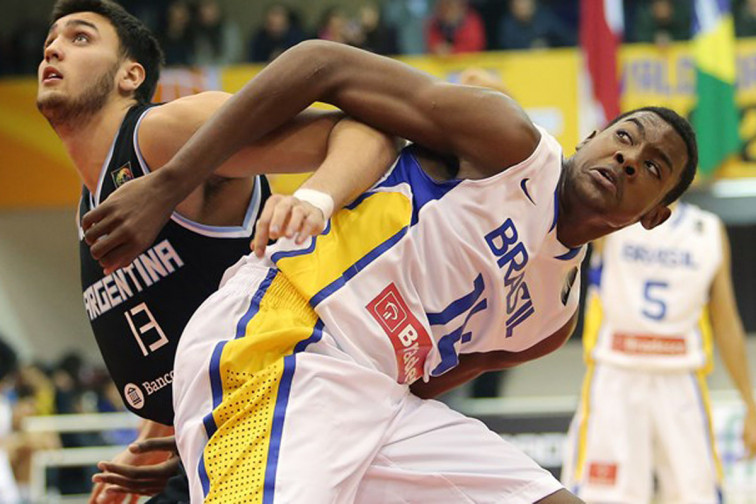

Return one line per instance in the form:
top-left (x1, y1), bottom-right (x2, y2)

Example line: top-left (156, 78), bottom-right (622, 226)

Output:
top-left (293, 188), bottom-right (335, 220)
top-left (154, 165), bottom-right (191, 206)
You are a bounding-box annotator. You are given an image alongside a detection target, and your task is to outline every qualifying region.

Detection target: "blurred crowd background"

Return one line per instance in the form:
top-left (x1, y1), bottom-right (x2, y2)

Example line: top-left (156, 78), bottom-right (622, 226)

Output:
top-left (5, 0), bottom-right (756, 75)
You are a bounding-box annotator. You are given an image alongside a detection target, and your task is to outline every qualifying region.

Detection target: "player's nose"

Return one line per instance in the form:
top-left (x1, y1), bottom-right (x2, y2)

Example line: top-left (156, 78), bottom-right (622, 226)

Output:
top-left (614, 151), bottom-right (638, 178)
top-left (44, 40), bottom-right (63, 63)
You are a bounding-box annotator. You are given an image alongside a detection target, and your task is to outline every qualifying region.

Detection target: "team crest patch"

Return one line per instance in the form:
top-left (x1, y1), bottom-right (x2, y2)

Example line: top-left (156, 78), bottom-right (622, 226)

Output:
top-left (367, 283), bottom-right (432, 384)
top-left (111, 162), bottom-right (134, 188)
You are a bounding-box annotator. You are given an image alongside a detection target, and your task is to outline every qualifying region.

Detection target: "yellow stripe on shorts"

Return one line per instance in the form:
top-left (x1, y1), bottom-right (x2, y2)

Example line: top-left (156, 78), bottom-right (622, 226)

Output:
top-left (199, 269), bottom-right (320, 503)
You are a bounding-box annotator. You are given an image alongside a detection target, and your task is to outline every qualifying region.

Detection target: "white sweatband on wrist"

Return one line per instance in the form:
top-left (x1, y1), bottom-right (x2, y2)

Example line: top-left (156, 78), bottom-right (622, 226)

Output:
top-left (293, 188), bottom-right (335, 220)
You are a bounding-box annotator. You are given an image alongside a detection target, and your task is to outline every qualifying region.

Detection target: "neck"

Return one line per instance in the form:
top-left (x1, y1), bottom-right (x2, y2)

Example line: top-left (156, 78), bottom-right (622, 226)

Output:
top-left (54, 98), bottom-right (135, 193)
top-left (555, 158), bottom-right (613, 248)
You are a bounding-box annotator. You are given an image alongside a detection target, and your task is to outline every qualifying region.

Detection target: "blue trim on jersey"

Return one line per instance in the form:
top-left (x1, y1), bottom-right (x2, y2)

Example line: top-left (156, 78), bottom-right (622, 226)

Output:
top-left (270, 220), bottom-right (332, 263)
top-left (202, 340), bottom-right (227, 440)
top-left (263, 354), bottom-right (296, 504)
top-left (345, 191), bottom-right (376, 211)
top-left (555, 246), bottom-right (583, 261)
top-left (427, 274), bottom-right (486, 325)
top-left (263, 320), bottom-right (322, 502)
top-left (234, 268), bottom-right (278, 340)
top-left (376, 149), bottom-right (461, 225)
top-left (310, 225), bottom-right (409, 307)
top-left (549, 190), bottom-right (559, 232)
top-left (294, 319), bottom-right (324, 352)
top-left (198, 454), bottom-right (211, 497)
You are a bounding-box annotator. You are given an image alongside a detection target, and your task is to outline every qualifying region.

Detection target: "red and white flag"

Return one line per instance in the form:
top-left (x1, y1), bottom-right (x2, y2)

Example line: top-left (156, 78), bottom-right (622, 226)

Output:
top-left (579, 0), bottom-right (623, 134)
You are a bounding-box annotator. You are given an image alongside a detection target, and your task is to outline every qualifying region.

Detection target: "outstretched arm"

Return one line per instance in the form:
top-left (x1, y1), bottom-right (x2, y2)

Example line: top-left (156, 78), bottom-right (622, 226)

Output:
top-left (83, 96), bottom-right (398, 273)
top-left (157, 40), bottom-right (539, 208)
top-left (709, 222), bottom-right (756, 458)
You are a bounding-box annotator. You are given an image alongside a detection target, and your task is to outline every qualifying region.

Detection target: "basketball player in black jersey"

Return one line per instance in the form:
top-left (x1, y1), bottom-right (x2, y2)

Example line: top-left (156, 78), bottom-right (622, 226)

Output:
top-left (37, 1), bottom-right (397, 502)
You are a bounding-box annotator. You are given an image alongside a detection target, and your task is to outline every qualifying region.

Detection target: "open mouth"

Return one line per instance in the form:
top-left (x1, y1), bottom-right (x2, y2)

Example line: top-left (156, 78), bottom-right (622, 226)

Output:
top-left (42, 67), bottom-right (63, 83)
top-left (592, 167), bottom-right (618, 196)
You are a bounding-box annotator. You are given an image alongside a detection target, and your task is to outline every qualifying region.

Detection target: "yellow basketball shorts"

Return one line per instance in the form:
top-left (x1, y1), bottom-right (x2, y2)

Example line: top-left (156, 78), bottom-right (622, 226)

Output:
top-left (173, 261), bottom-right (564, 503)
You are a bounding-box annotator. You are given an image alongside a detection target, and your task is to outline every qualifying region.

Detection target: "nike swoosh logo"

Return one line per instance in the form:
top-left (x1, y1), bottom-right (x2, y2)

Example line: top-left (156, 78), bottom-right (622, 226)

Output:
top-left (520, 178), bottom-right (535, 205)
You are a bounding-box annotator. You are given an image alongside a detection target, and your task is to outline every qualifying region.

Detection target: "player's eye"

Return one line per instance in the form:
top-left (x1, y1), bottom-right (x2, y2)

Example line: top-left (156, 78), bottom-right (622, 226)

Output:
top-left (616, 130), bottom-right (632, 144)
top-left (646, 161), bottom-right (661, 179)
top-left (73, 32), bottom-right (90, 43)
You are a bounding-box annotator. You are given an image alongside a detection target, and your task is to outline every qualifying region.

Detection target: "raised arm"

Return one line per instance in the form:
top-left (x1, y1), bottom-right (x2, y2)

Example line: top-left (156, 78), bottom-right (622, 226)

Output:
top-left (709, 222), bottom-right (756, 457)
top-left (158, 40), bottom-right (539, 206)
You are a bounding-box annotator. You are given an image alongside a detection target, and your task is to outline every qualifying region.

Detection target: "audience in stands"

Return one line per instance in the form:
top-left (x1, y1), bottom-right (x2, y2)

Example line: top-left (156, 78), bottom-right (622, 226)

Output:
top-left (631, 0), bottom-right (690, 45)
top-left (426, 0), bottom-right (486, 55)
top-left (250, 3), bottom-right (306, 63)
top-left (737, 0), bottom-right (756, 38)
top-left (497, 0), bottom-right (575, 50)
top-left (193, 0), bottom-right (243, 66)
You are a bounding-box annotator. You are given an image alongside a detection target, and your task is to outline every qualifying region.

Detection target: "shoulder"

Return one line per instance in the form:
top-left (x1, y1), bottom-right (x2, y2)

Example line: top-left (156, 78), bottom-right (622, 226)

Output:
top-left (137, 92), bottom-right (232, 170)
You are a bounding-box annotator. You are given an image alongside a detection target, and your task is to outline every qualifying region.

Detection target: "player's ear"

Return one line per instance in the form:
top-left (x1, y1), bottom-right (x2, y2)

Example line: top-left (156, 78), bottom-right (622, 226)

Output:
top-left (119, 60), bottom-right (146, 96)
top-left (639, 204), bottom-right (671, 230)
top-left (575, 130), bottom-right (598, 151)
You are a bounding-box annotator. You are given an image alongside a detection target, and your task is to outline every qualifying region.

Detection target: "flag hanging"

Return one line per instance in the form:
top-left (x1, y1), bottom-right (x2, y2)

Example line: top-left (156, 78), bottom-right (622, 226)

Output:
top-left (580, 0), bottom-right (623, 129)
top-left (693, 0), bottom-right (741, 175)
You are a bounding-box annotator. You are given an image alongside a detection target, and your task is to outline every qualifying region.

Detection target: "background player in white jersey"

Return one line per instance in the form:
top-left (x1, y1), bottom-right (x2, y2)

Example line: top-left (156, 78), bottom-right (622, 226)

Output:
top-left (37, 2), bottom-right (397, 502)
top-left (561, 203), bottom-right (756, 503)
top-left (84, 42), bottom-right (699, 503)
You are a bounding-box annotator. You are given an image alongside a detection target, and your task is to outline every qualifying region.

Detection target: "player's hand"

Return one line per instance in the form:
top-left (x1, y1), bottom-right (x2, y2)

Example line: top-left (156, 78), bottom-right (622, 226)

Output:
top-left (82, 171), bottom-right (180, 275)
top-left (743, 405), bottom-right (756, 459)
top-left (253, 194), bottom-right (326, 257)
top-left (90, 436), bottom-right (179, 502)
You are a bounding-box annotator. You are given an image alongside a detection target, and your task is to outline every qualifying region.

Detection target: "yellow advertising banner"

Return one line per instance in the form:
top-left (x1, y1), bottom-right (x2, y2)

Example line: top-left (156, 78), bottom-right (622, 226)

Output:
top-left (4, 43), bottom-right (756, 208)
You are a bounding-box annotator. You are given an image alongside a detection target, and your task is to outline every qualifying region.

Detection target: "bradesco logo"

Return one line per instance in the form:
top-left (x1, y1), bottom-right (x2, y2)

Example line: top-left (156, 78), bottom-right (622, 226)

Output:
top-left (367, 283), bottom-right (432, 384)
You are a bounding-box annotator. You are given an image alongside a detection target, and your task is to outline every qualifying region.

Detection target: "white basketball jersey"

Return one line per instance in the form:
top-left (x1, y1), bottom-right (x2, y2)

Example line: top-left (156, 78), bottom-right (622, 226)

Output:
top-left (253, 126), bottom-right (585, 384)
top-left (585, 203), bottom-right (723, 371)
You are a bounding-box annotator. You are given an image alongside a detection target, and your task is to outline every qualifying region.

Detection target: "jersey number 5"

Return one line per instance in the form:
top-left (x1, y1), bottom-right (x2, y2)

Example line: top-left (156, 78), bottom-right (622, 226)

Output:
top-left (642, 280), bottom-right (668, 321)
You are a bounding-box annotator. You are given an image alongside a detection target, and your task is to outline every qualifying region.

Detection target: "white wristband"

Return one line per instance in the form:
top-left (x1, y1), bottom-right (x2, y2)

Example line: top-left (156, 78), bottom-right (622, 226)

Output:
top-left (293, 188), bottom-right (335, 220)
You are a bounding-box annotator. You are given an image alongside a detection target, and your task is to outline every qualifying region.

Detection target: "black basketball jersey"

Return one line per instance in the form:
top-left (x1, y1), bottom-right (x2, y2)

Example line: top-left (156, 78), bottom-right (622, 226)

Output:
top-left (78, 103), bottom-right (271, 425)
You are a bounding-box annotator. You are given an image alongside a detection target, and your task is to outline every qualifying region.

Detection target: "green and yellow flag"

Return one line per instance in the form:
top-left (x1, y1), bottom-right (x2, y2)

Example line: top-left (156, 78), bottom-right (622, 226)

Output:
top-left (692, 0), bottom-right (741, 175)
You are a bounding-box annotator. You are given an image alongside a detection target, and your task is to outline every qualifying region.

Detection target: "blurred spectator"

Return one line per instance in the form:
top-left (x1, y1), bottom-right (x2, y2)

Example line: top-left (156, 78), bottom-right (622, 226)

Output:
top-left (250, 3), bottom-right (306, 63)
top-left (736, 0), bottom-right (756, 37)
top-left (318, 6), bottom-right (354, 44)
top-left (353, 3), bottom-right (399, 55)
top-left (7, 18), bottom-right (48, 75)
top-left (193, 0), bottom-right (243, 66)
top-left (426, 0), bottom-right (486, 55)
top-left (497, 0), bottom-right (575, 50)
top-left (160, 0), bottom-right (195, 67)
top-left (384, 0), bottom-right (430, 54)
top-left (632, 0), bottom-right (690, 45)
top-left (120, 0), bottom-right (167, 32)
top-left (0, 338), bottom-right (20, 504)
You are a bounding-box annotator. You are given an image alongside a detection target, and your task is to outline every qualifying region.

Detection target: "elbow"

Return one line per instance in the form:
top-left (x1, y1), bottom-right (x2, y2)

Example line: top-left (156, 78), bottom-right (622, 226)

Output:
top-left (287, 40), bottom-right (341, 92)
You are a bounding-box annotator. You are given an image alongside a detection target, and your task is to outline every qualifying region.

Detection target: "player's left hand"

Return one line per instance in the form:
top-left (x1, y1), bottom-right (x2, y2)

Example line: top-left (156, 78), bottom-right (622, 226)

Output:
top-left (743, 405), bottom-right (756, 458)
top-left (82, 171), bottom-right (180, 275)
top-left (91, 436), bottom-right (180, 500)
top-left (252, 194), bottom-right (327, 257)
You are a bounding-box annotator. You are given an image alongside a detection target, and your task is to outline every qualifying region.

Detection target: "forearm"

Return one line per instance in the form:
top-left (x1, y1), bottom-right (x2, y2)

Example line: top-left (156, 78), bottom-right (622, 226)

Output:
top-left (160, 42), bottom-right (338, 201)
top-left (135, 420), bottom-right (174, 442)
top-left (714, 320), bottom-right (756, 411)
top-left (298, 118), bottom-right (399, 210)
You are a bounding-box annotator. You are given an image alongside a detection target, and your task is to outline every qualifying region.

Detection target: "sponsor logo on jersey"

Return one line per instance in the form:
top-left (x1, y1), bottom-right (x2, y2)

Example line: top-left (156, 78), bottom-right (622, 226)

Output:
top-left (367, 283), bottom-right (432, 384)
top-left (485, 218), bottom-right (535, 337)
top-left (111, 162), bottom-right (134, 188)
top-left (612, 333), bottom-right (687, 355)
top-left (520, 178), bottom-right (536, 205)
top-left (82, 239), bottom-right (185, 321)
top-left (124, 382), bottom-right (145, 410)
top-left (587, 462), bottom-right (618, 485)
top-left (142, 370), bottom-right (174, 396)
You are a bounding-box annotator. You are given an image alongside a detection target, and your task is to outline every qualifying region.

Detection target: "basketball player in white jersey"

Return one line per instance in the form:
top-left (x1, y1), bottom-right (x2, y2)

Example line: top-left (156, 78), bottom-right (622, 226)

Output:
top-left (37, 3), bottom-right (397, 502)
top-left (84, 41), bottom-right (698, 503)
top-left (561, 203), bottom-right (756, 503)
